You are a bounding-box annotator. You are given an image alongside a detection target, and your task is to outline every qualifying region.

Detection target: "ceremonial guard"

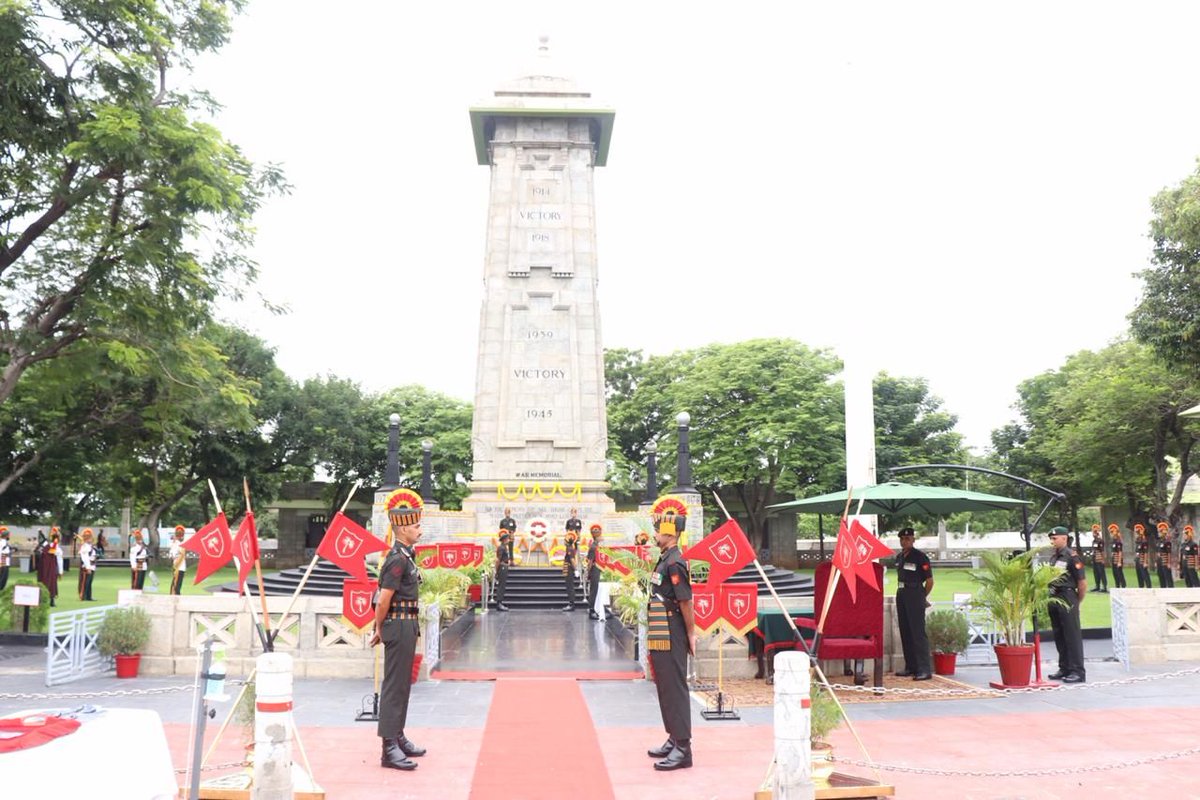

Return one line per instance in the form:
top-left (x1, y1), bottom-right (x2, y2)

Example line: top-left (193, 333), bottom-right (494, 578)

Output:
top-left (585, 523), bottom-right (603, 620)
top-left (169, 525), bottom-right (187, 595)
top-left (77, 529), bottom-right (97, 601)
top-left (1155, 521), bottom-right (1175, 588)
top-left (1181, 525), bottom-right (1199, 588)
top-left (1046, 526), bottom-right (1087, 683)
top-left (36, 529), bottom-right (61, 606)
top-left (1089, 525), bottom-right (1108, 592)
top-left (561, 527), bottom-right (580, 611)
top-left (0, 526), bottom-right (12, 592)
top-left (645, 496), bottom-right (695, 771)
top-left (1108, 523), bottom-right (1126, 589)
top-left (498, 508), bottom-right (517, 538)
top-left (1134, 524), bottom-right (1152, 588)
top-left (893, 527), bottom-right (934, 680)
top-left (129, 530), bottom-right (148, 589)
top-left (494, 530), bottom-right (512, 612)
top-left (372, 488), bottom-right (427, 771)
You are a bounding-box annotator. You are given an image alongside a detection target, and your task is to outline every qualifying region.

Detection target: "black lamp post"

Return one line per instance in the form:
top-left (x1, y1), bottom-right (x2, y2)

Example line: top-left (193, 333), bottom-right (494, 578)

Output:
top-left (383, 413), bottom-right (401, 489)
top-left (420, 438), bottom-right (434, 503)
top-left (645, 440), bottom-right (658, 501)
top-left (671, 411), bottom-right (695, 494)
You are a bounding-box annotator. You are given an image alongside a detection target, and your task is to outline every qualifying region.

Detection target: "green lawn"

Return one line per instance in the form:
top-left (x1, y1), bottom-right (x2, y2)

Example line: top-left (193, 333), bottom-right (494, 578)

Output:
top-left (13, 564), bottom-right (240, 619)
top-left (796, 567), bottom-right (1113, 629)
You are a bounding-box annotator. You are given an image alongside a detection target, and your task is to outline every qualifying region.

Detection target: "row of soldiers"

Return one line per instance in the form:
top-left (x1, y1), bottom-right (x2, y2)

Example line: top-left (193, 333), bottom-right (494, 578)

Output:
top-left (1088, 522), bottom-right (1200, 590)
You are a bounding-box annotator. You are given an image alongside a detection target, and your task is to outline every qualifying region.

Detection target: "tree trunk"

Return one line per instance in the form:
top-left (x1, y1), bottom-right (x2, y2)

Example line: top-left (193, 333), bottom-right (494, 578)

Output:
top-left (142, 478), bottom-right (203, 554)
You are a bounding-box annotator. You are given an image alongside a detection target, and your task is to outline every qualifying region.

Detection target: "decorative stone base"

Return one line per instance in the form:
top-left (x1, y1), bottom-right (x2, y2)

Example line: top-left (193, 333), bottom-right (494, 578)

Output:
top-left (1111, 587), bottom-right (1200, 666)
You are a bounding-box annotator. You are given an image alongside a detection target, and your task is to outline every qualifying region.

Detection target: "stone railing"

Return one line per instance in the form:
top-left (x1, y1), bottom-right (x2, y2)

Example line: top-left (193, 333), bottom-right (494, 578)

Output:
top-left (135, 594), bottom-right (442, 679)
top-left (1111, 587), bottom-right (1200, 666)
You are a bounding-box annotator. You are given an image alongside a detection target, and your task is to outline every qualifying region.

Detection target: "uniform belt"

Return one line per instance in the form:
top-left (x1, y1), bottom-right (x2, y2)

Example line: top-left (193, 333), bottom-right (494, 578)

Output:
top-left (386, 611), bottom-right (418, 620)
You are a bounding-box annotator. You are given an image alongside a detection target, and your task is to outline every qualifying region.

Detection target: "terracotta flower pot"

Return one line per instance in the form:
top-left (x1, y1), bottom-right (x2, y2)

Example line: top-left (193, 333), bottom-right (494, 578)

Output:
top-left (467, 585), bottom-right (482, 604)
top-left (932, 652), bottom-right (957, 676)
top-left (993, 644), bottom-right (1034, 687)
top-left (114, 653), bottom-right (141, 679)
top-left (411, 653), bottom-right (423, 684)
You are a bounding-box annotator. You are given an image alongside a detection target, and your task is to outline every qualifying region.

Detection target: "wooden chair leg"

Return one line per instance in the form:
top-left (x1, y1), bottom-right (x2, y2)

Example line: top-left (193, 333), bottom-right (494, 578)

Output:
top-left (873, 658), bottom-right (883, 688)
top-left (843, 658), bottom-right (853, 676)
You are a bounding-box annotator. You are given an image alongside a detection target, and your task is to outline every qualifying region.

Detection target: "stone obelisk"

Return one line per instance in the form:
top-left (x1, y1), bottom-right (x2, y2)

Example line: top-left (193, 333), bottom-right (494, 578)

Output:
top-left (461, 39), bottom-right (617, 533)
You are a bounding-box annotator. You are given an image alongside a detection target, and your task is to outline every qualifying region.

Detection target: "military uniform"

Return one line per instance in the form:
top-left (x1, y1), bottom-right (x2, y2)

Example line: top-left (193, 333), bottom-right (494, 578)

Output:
top-left (130, 536), bottom-right (148, 589)
top-left (1155, 525), bottom-right (1175, 588)
top-left (376, 487), bottom-right (427, 771)
top-left (894, 529), bottom-right (933, 679)
top-left (1181, 527), bottom-right (1199, 588)
top-left (1047, 527), bottom-right (1086, 682)
top-left (77, 532), bottom-right (96, 601)
top-left (498, 513), bottom-right (517, 538)
top-left (495, 533), bottom-right (512, 611)
top-left (1108, 527), bottom-right (1126, 589)
top-left (561, 533), bottom-right (579, 611)
top-left (585, 530), bottom-right (602, 619)
top-left (1089, 528), bottom-right (1108, 592)
top-left (0, 528), bottom-right (11, 592)
top-left (1134, 528), bottom-right (1152, 588)
top-left (169, 527), bottom-right (187, 595)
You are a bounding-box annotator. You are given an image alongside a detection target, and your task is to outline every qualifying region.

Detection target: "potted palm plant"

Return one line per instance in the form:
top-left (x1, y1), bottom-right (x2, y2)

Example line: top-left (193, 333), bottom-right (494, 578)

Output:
top-left (925, 608), bottom-right (971, 675)
top-left (969, 550), bottom-right (1065, 687)
top-left (97, 606), bottom-right (151, 678)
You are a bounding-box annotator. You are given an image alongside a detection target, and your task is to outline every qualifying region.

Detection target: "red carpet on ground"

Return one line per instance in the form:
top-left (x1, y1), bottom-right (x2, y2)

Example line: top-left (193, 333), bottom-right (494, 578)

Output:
top-left (431, 669), bottom-right (643, 681)
top-left (469, 678), bottom-right (615, 800)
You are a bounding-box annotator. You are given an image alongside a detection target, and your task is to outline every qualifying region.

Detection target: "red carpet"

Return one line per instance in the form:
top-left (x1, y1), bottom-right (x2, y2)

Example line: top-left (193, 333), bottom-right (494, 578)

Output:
top-left (432, 669), bottom-right (643, 681)
top-left (469, 678), bottom-right (615, 800)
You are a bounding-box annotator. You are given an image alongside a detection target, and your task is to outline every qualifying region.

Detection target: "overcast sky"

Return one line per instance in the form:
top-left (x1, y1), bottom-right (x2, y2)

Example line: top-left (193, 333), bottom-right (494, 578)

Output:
top-left (196, 2), bottom-right (1200, 451)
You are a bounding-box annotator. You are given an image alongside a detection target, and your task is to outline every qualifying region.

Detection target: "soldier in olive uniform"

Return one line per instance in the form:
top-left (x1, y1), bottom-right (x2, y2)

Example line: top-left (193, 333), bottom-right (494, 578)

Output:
top-left (1089, 525), bottom-right (1108, 593)
top-left (372, 488), bottom-right (427, 771)
top-left (1134, 524), bottom-right (1152, 588)
top-left (585, 524), bottom-right (603, 619)
top-left (1181, 525), bottom-right (1199, 588)
top-left (561, 529), bottom-right (580, 611)
top-left (1108, 523), bottom-right (1126, 589)
top-left (1155, 521), bottom-right (1176, 588)
top-left (494, 530), bottom-right (512, 611)
top-left (644, 496), bottom-right (695, 771)
top-left (894, 527), bottom-right (934, 680)
top-left (498, 508), bottom-right (517, 538)
top-left (1046, 526), bottom-right (1087, 683)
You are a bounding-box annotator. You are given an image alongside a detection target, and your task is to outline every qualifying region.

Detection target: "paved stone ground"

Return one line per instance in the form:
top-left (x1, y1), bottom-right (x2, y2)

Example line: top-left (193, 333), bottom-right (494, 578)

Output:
top-left (3, 629), bottom-right (1200, 798)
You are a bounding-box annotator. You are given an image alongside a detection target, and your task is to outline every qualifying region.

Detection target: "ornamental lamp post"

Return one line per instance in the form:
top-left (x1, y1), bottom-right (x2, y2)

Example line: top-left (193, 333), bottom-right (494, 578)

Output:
top-left (383, 413), bottom-right (401, 489)
top-left (645, 440), bottom-right (658, 501)
top-left (671, 411), bottom-right (695, 494)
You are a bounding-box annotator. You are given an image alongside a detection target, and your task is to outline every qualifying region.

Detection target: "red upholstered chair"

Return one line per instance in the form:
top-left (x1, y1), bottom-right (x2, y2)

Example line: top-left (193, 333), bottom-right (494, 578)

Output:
top-left (793, 562), bottom-right (885, 687)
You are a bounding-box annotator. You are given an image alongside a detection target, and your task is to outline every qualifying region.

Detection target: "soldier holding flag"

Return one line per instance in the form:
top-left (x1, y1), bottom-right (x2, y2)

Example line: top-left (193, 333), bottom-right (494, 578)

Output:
top-left (371, 488), bottom-right (427, 771)
top-left (169, 526), bottom-right (187, 595)
top-left (77, 529), bottom-right (96, 601)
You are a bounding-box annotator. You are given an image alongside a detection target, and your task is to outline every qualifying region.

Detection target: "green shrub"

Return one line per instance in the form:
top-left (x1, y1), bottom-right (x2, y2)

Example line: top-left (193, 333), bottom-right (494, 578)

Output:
top-left (97, 605), bottom-right (151, 656)
top-left (926, 608), bottom-right (971, 653)
top-left (810, 684), bottom-right (843, 744)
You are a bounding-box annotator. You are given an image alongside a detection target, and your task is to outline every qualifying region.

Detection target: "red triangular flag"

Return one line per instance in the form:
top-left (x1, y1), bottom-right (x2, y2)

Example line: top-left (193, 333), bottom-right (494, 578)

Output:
top-left (831, 518), bottom-right (859, 603)
top-left (683, 519), bottom-right (756, 587)
top-left (316, 512), bottom-right (389, 582)
top-left (232, 512), bottom-right (259, 592)
top-left (848, 519), bottom-right (893, 594)
top-left (182, 512), bottom-right (234, 585)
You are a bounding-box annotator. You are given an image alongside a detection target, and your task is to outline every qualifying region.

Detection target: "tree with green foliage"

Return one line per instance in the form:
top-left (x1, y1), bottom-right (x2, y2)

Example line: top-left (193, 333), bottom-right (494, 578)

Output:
top-left (1130, 157), bottom-right (1200, 372)
top-left (0, 1), bottom-right (285, 458)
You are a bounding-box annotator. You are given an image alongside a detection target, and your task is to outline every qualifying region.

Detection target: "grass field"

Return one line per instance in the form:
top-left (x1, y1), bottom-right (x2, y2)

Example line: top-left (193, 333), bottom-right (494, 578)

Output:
top-left (797, 567), bottom-right (1113, 629)
top-left (10, 564), bottom-right (240, 619)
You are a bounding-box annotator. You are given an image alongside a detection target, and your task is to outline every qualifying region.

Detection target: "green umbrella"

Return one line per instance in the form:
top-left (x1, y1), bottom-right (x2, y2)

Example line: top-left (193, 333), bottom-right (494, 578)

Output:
top-left (767, 481), bottom-right (1031, 516)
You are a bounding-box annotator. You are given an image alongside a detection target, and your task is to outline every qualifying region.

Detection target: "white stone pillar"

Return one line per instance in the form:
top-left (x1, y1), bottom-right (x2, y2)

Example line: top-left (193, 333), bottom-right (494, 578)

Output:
top-left (772, 652), bottom-right (814, 800)
top-left (252, 652), bottom-right (293, 800)
top-left (843, 347), bottom-right (879, 535)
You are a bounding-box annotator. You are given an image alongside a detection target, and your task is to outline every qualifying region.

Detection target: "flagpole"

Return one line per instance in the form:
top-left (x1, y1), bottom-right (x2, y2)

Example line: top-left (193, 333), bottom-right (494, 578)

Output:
top-left (274, 480), bottom-right (362, 642)
top-left (207, 479), bottom-right (223, 516)
top-left (708, 492), bottom-right (814, 658)
top-left (245, 478), bottom-right (272, 640)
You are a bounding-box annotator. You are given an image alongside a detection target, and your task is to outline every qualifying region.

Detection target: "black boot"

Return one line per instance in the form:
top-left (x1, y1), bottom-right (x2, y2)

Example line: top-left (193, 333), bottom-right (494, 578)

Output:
top-left (380, 738), bottom-right (417, 770)
top-left (398, 734), bottom-right (426, 757)
top-left (647, 737), bottom-right (674, 758)
top-left (654, 740), bottom-right (692, 771)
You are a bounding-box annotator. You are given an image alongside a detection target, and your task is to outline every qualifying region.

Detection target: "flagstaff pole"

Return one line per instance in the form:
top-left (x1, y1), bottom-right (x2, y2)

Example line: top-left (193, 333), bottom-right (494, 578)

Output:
top-left (245, 478), bottom-right (272, 638)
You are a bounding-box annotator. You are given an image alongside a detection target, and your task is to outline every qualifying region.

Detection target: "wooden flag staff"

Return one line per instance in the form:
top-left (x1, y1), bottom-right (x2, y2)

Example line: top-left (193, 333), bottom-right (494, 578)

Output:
top-left (244, 477), bottom-right (272, 639)
top-left (272, 479), bottom-right (362, 646)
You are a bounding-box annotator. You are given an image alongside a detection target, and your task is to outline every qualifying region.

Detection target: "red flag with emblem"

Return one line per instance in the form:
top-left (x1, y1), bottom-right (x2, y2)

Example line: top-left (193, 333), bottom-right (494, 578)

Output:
top-left (691, 582), bottom-right (720, 634)
top-left (452, 543), bottom-right (476, 568)
top-left (316, 512), bottom-right (388, 583)
top-left (848, 519), bottom-right (892, 594)
top-left (342, 579), bottom-right (377, 630)
top-left (182, 512), bottom-right (234, 585)
top-left (472, 544), bottom-right (485, 567)
top-left (414, 544), bottom-right (439, 570)
top-left (232, 512), bottom-right (259, 592)
top-left (831, 517), bottom-right (860, 602)
top-left (438, 542), bottom-right (462, 569)
top-left (683, 519), bottom-right (755, 587)
top-left (720, 582), bottom-right (758, 635)
top-left (595, 548), bottom-right (631, 576)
